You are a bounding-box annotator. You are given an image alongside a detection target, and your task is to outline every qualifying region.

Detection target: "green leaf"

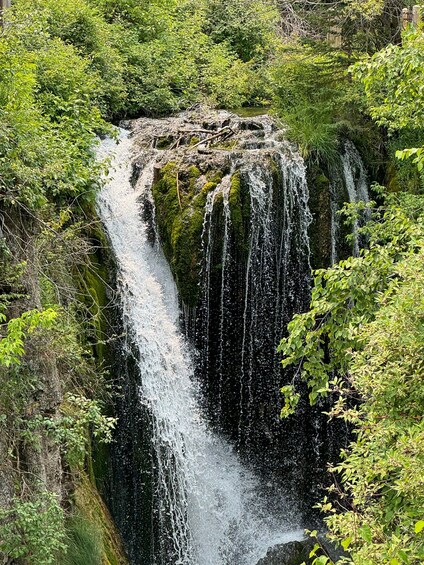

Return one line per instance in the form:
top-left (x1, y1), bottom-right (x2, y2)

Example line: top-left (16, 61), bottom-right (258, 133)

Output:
top-left (309, 543), bottom-right (320, 557)
top-left (359, 525), bottom-right (372, 542)
top-left (314, 557), bottom-right (329, 565)
top-left (414, 520), bottom-right (424, 534)
top-left (341, 537), bottom-right (352, 551)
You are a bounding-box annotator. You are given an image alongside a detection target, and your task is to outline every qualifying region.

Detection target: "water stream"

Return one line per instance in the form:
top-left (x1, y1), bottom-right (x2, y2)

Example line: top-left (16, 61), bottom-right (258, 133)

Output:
top-left (97, 130), bottom-right (303, 565)
top-left (97, 115), bottom-right (370, 564)
top-left (331, 140), bottom-right (370, 262)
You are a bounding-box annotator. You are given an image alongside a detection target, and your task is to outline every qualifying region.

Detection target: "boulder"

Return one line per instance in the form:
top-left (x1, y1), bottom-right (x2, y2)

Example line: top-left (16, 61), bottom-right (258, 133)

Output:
top-left (256, 539), bottom-right (315, 565)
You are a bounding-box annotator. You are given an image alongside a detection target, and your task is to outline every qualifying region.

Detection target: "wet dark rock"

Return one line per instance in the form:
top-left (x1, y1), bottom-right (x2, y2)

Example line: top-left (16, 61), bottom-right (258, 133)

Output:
top-left (257, 535), bottom-right (347, 565)
top-left (256, 539), bottom-right (314, 565)
top-left (238, 118), bottom-right (266, 130)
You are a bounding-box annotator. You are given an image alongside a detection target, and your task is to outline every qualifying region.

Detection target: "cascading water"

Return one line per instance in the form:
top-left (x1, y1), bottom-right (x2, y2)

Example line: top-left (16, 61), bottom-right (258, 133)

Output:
top-left (197, 148), bottom-right (312, 455)
top-left (97, 129), bottom-right (304, 565)
top-left (330, 140), bottom-right (370, 262)
top-left (186, 117), bottom-right (321, 507)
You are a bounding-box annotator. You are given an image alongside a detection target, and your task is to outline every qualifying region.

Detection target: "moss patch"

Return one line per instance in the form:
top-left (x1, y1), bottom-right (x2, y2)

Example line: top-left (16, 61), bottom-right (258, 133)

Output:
top-left (229, 172), bottom-right (251, 257)
top-left (306, 161), bottom-right (332, 269)
top-left (73, 220), bottom-right (113, 366)
top-left (153, 161), bottom-right (220, 306)
top-left (72, 472), bottom-right (127, 565)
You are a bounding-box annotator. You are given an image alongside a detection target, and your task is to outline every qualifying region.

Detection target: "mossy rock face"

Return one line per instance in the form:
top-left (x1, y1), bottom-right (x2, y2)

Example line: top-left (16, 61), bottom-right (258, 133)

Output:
top-left (152, 161), bottom-right (269, 305)
top-left (229, 171), bottom-right (251, 257)
top-left (74, 220), bottom-right (115, 366)
top-left (71, 472), bottom-right (128, 565)
top-left (307, 161), bottom-right (332, 269)
top-left (153, 161), bottom-right (221, 307)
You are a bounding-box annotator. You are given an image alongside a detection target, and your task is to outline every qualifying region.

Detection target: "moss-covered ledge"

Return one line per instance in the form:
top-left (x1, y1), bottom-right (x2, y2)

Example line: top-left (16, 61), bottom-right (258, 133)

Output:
top-left (229, 171), bottom-right (251, 257)
top-left (65, 472), bottom-right (128, 565)
top-left (152, 161), bottom-right (224, 306)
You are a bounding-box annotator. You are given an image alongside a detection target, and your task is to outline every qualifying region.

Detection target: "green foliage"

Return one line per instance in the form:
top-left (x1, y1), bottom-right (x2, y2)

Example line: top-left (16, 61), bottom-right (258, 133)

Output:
top-left (271, 47), bottom-right (357, 161)
top-left (0, 38), bottom-right (50, 208)
top-left (203, 0), bottom-right (279, 62)
top-left (0, 31), bottom-right (105, 208)
top-left (62, 516), bottom-right (102, 565)
top-left (352, 29), bottom-right (424, 178)
top-left (396, 147), bottom-right (424, 172)
top-left (0, 308), bottom-right (58, 367)
top-left (320, 248), bottom-right (424, 564)
top-left (0, 0), bottom-right (280, 209)
top-left (0, 0), bottom-right (279, 211)
top-left (0, 490), bottom-right (67, 564)
top-left (72, 473), bottom-right (127, 565)
top-left (58, 393), bottom-right (115, 467)
top-left (10, 0), bottom-right (127, 117)
top-left (352, 30), bottom-right (424, 132)
top-left (21, 393), bottom-right (116, 467)
top-left (280, 193), bottom-right (424, 564)
top-left (119, 6), bottom-right (267, 115)
top-left (0, 228), bottom-right (117, 565)
top-left (279, 195), bottom-right (423, 406)
top-left (279, 384), bottom-right (300, 418)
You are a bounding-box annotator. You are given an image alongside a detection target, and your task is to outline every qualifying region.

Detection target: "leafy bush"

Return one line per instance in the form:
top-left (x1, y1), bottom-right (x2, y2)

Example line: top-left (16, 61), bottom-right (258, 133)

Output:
top-left (0, 491), bottom-right (66, 564)
top-left (279, 194), bottom-right (424, 564)
top-left (352, 29), bottom-right (424, 176)
top-left (203, 0), bottom-right (279, 62)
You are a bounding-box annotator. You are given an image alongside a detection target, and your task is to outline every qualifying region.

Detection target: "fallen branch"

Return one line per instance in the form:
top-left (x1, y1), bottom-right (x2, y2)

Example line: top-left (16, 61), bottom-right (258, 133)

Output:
top-left (176, 170), bottom-right (182, 210)
top-left (179, 128), bottom-right (216, 134)
top-left (170, 135), bottom-right (183, 150)
top-left (189, 126), bottom-right (235, 150)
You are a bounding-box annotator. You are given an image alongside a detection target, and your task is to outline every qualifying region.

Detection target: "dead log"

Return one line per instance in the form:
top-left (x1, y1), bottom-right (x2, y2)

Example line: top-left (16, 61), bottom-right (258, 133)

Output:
top-left (189, 126), bottom-right (235, 150)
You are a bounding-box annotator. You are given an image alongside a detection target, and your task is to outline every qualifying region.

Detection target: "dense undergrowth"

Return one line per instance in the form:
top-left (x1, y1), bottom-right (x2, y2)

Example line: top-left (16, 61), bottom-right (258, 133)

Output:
top-left (279, 22), bottom-right (424, 565)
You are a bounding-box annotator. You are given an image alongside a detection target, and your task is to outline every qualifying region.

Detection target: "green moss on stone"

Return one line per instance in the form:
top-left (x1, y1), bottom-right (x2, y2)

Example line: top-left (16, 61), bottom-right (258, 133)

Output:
top-left (152, 162), bottom-right (181, 261)
top-left (189, 136), bottom-right (200, 146)
top-left (81, 265), bottom-right (108, 363)
top-left (71, 472), bottom-right (128, 565)
top-left (156, 136), bottom-right (173, 149)
top-left (229, 172), bottom-right (243, 245)
top-left (306, 161), bottom-right (332, 269)
top-left (153, 162), bottom-right (218, 306)
top-left (188, 165), bottom-right (201, 179)
top-left (229, 171), bottom-right (250, 257)
top-left (202, 181), bottom-right (218, 194)
top-left (207, 171), bottom-right (223, 184)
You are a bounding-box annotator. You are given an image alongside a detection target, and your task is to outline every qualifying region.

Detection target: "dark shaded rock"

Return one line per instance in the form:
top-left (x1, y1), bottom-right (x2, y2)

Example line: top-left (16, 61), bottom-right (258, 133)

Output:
top-left (256, 539), bottom-right (314, 565)
top-left (257, 535), bottom-right (347, 565)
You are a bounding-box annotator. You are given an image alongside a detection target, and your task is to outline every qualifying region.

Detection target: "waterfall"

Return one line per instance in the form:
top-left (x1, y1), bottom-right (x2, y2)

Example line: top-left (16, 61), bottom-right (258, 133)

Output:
top-left (331, 140), bottom-right (370, 262)
top-left (196, 125), bottom-right (312, 465)
top-left (97, 130), bottom-right (303, 565)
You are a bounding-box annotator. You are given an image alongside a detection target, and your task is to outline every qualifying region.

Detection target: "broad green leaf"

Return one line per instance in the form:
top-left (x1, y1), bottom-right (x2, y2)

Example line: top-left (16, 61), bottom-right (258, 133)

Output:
top-left (359, 525), bottom-right (372, 542)
top-left (414, 520), bottom-right (424, 534)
